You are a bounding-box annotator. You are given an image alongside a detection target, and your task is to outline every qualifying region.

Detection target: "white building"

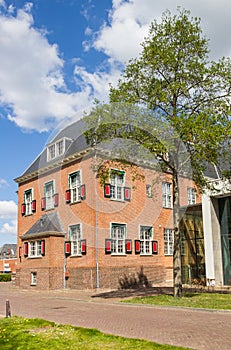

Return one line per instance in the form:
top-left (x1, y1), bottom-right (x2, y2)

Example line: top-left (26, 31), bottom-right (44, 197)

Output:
top-left (202, 178), bottom-right (231, 286)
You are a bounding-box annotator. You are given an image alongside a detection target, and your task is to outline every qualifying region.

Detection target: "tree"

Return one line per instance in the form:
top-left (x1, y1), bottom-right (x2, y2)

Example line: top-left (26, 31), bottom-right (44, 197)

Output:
top-left (85, 8), bottom-right (231, 297)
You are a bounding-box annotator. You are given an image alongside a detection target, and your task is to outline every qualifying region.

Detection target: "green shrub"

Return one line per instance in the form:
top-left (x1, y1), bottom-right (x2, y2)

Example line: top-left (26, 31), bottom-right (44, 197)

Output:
top-left (0, 273), bottom-right (11, 282)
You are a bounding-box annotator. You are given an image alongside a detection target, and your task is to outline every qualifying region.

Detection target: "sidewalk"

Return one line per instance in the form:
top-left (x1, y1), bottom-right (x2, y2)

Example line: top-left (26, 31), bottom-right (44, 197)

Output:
top-left (0, 283), bottom-right (230, 350)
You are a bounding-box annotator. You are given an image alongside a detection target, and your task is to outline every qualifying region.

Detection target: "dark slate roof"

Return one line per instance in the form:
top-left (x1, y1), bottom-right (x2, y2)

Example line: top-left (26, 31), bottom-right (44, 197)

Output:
top-left (17, 118), bottom-right (90, 179)
top-left (15, 117), bottom-right (230, 182)
top-left (0, 244), bottom-right (17, 257)
top-left (21, 212), bottom-right (65, 240)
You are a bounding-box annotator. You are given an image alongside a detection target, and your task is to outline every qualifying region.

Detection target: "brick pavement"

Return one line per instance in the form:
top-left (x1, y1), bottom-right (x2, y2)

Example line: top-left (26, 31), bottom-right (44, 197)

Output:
top-left (0, 283), bottom-right (230, 350)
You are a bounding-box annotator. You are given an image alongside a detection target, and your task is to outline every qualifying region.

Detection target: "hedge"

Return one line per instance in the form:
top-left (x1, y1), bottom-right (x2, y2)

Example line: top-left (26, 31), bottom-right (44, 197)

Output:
top-left (0, 274), bottom-right (11, 282)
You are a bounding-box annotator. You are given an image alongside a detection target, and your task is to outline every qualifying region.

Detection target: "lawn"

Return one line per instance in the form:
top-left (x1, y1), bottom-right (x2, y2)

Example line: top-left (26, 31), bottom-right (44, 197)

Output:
top-left (0, 316), bottom-right (189, 350)
top-left (123, 292), bottom-right (231, 310)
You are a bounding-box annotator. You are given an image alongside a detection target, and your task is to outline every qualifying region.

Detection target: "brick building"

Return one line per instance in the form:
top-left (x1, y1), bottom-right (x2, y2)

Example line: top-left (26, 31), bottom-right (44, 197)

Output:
top-left (15, 119), bottom-right (200, 290)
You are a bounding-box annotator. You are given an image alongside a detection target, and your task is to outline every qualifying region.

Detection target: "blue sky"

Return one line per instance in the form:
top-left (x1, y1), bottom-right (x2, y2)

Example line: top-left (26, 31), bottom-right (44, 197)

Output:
top-left (0, 0), bottom-right (231, 246)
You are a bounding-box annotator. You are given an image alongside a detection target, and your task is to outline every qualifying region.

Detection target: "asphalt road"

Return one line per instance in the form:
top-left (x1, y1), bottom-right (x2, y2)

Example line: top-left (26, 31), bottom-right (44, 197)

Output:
top-left (0, 283), bottom-right (230, 350)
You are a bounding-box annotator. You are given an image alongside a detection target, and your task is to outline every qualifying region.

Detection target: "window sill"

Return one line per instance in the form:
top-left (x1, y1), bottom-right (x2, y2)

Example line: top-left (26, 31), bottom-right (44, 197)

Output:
top-left (30, 283), bottom-right (37, 286)
top-left (69, 201), bottom-right (81, 206)
top-left (28, 256), bottom-right (42, 259)
top-left (44, 207), bottom-right (55, 212)
top-left (111, 253), bottom-right (126, 256)
top-left (110, 198), bottom-right (125, 203)
top-left (70, 254), bottom-right (82, 258)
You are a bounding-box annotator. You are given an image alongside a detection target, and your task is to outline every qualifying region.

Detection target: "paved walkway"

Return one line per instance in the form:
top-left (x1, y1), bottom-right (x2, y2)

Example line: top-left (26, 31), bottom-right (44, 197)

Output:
top-left (0, 283), bottom-right (230, 350)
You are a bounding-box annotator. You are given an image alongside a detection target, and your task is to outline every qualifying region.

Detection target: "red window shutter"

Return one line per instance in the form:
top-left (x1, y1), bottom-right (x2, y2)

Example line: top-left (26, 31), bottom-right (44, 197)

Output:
top-left (19, 246), bottom-right (22, 258)
top-left (81, 239), bottom-right (86, 255)
top-left (24, 242), bottom-right (28, 257)
top-left (21, 203), bottom-right (26, 216)
top-left (125, 239), bottom-right (132, 254)
top-left (152, 240), bottom-right (158, 254)
top-left (66, 189), bottom-right (71, 204)
top-left (41, 240), bottom-right (45, 256)
top-left (105, 239), bottom-right (111, 254)
top-left (124, 187), bottom-right (131, 201)
top-left (135, 240), bottom-right (140, 254)
top-left (54, 193), bottom-right (59, 207)
top-left (41, 197), bottom-right (46, 211)
top-left (80, 184), bottom-right (86, 200)
top-left (104, 184), bottom-right (111, 198)
top-left (31, 200), bottom-right (36, 212)
top-left (65, 241), bottom-right (71, 255)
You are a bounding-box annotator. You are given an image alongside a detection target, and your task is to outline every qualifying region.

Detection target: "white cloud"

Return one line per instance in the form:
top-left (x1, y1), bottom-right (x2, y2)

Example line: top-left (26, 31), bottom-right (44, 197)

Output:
top-left (0, 200), bottom-right (17, 219)
top-left (93, 0), bottom-right (231, 63)
top-left (0, 220), bottom-right (17, 234)
top-left (1, 1), bottom-right (231, 133)
top-left (73, 63), bottom-right (121, 103)
top-left (0, 4), bottom-right (95, 132)
top-left (0, 201), bottom-right (17, 244)
top-left (0, 178), bottom-right (9, 188)
top-left (0, 219), bottom-right (17, 244)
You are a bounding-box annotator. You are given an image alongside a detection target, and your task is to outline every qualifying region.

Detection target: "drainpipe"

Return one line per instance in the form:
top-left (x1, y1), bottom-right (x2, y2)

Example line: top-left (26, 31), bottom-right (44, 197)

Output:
top-left (63, 248), bottom-right (66, 289)
top-left (94, 150), bottom-right (99, 290)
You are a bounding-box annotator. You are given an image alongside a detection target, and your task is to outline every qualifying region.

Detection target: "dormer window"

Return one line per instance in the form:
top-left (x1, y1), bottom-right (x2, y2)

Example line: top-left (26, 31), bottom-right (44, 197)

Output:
top-left (47, 138), bottom-right (65, 161)
top-left (57, 139), bottom-right (64, 156)
top-left (48, 144), bottom-right (55, 160)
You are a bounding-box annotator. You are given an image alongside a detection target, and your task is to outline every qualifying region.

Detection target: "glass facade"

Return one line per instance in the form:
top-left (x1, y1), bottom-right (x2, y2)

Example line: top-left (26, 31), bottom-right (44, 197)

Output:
top-left (219, 196), bottom-right (231, 285)
top-left (180, 205), bottom-right (206, 284)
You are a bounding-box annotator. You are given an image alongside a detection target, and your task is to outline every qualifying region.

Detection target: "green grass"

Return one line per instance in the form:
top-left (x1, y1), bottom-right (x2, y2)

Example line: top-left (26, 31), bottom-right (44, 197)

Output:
top-left (124, 292), bottom-right (231, 310)
top-left (0, 316), bottom-right (189, 350)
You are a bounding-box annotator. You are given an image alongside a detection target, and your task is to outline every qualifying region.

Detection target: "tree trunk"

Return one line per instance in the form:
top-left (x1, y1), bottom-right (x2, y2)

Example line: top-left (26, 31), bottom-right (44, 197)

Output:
top-left (172, 170), bottom-right (182, 297)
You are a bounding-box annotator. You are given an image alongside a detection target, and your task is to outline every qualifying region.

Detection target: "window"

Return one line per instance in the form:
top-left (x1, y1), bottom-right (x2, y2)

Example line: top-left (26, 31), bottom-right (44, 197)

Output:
top-left (24, 189), bottom-right (32, 215)
top-left (187, 187), bottom-right (196, 205)
top-left (104, 170), bottom-right (130, 201)
top-left (31, 272), bottom-right (37, 285)
top-left (69, 171), bottom-right (81, 203)
top-left (140, 226), bottom-right (153, 255)
top-left (111, 224), bottom-right (126, 254)
top-left (56, 139), bottom-right (64, 156)
top-left (21, 189), bottom-right (36, 216)
top-left (48, 144), bottom-right (55, 160)
top-left (66, 171), bottom-right (86, 204)
top-left (146, 185), bottom-right (152, 198)
top-left (110, 170), bottom-right (125, 200)
top-left (47, 138), bottom-right (65, 161)
top-left (69, 224), bottom-right (82, 256)
top-left (44, 181), bottom-right (54, 210)
top-left (164, 228), bottom-right (174, 255)
top-left (162, 182), bottom-right (172, 208)
top-left (29, 240), bottom-right (44, 257)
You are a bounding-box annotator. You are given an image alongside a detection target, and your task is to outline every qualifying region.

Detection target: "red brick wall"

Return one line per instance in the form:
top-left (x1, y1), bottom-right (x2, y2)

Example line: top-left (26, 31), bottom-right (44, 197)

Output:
top-left (16, 155), bottom-right (200, 290)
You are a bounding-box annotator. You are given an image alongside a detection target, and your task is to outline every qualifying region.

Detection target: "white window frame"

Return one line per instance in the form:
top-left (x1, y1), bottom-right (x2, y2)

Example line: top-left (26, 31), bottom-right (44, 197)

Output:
top-left (164, 228), bottom-right (174, 255)
top-left (56, 139), bottom-right (64, 157)
top-left (24, 189), bottom-right (33, 215)
top-left (187, 187), bottom-right (196, 205)
top-left (140, 226), bottom-right (153, 255)
top-left (29, 241), bottom-right (42, 258)
top-left (31, 272), bottom-right (37, 285)
top-left (47, 138), bottom-right (65, 161)
top-left (44, 181), bottom-right (54, 210)
top-left (110, 170), bottom-right (125, 201)
top-left (69, 171), bottom-right (81, 203)
top-left (69, 224), bottom-right (82, 256)
top-left (111, 223), bottom-right (126, 255)
top-left (162, 182), bottom-right (172, 208)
